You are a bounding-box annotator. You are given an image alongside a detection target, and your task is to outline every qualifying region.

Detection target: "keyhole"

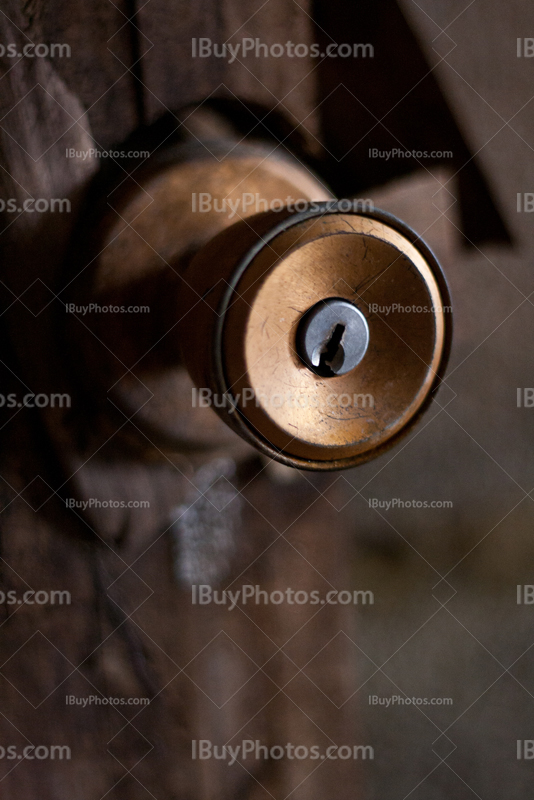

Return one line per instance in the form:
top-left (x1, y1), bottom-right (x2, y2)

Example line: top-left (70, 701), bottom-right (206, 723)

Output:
top-left (297, 298), bottom-right (369, 378)
top-left (315, 323), bottom-right (345, 377)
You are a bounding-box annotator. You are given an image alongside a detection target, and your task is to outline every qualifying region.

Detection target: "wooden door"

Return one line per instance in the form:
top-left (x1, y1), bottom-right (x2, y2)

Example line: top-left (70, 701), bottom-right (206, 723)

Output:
top-left (0, 1), bottom-right (524, 798)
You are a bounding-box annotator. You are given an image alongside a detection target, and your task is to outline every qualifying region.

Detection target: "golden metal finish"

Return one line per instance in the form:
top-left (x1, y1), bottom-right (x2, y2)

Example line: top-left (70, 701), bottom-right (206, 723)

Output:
top-left (179, 207), bottom-right (451, 470)
top-left (67, 143), bottom-right (332, 454)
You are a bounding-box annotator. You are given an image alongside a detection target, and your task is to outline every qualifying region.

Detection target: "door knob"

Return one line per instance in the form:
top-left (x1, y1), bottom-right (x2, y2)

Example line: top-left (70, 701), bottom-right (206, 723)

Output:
top-left (65, 126), bottom-right (451, 470)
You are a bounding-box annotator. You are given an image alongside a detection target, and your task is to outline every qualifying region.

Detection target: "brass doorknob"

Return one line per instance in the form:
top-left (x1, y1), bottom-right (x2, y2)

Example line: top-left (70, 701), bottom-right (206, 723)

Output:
top-left (66, 132), bottom-right (451, 470)
top-left (178, 203), bottom-right (451, 470)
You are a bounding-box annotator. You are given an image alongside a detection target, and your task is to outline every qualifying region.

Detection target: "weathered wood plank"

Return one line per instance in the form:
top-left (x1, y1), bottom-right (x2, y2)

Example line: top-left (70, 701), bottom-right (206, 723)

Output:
top-left (138, 0), bottom-right (320, 147)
